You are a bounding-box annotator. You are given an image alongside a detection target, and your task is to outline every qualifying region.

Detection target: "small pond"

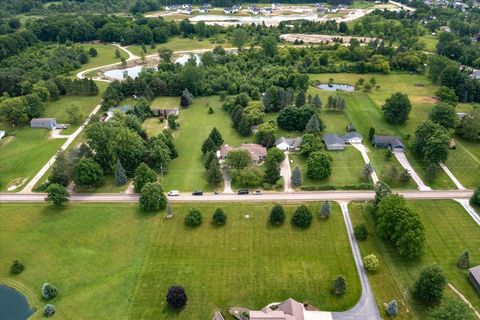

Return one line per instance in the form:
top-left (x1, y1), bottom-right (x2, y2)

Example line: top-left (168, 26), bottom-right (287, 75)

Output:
top-left (104, 66), bottom-right (156, 80)
top-left (174, 54), bottom-right (201, 65)
top-left (0, 285), bottom-right (33, 320)
top-left (316, 83), bottom-right (355, 92)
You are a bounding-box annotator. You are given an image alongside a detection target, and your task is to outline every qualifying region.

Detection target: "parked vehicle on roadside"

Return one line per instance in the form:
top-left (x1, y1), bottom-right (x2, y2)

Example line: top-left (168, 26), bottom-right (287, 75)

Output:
top-left (237, 189), bottom-right (249, 195)
top-left (167, 190), bottom-right (179, 196)
top-left (192, 190), bottom-right (203, 196)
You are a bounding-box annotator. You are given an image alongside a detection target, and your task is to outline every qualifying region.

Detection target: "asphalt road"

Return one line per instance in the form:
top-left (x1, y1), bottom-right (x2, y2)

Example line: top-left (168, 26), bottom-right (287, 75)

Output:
top-left (0, 190), bottom-right (473, 203)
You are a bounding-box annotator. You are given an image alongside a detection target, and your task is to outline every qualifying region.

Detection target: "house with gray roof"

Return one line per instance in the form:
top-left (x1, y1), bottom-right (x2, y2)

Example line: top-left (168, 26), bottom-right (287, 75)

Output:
top-left (218, 143), bottom-right (267, 165)
top-left (469, 265), bottom-right (480, 293)
top-left (372, 135), bottom-right (405, 152)
top-left (324, 134), bottom-right (345, 150)
top-left (30, 118), bottom-right (57, 130)
top-left (341, 132), bottom-right (363, 144)
top-left (275, 137), bottom-right (302, 152)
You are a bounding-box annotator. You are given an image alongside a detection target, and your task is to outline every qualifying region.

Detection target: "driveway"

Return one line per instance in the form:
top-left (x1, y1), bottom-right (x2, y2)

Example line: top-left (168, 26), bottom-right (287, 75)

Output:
top-left (222, 167), bottom-right (233, 194)
top-left (393, 152), bottom-right (431, 191)
top-left (350, 144), bottom-right (379, 184)
top-left (332, 202), bottom-right (381, 320)
top-left (439, 163), bottom-right (466, 190)
top-left (454, 199), bottom-right (480, 226)
top-left (280, 152), bottom-right (293, 192)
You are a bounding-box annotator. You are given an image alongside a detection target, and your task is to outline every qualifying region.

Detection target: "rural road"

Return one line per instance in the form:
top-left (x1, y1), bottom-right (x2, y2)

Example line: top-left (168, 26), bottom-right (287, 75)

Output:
top-left (1, 190), bottom-right (473, 203)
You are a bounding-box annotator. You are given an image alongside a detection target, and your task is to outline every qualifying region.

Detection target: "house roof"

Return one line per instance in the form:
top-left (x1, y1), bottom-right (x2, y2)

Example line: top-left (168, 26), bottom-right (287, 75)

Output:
top-left (324, 134), bottom-right (345, 146)
top-left (219, 144), bottom-right (267, 162)
top-left (278, 298), bottom-right (304, 320)
top-left (341, 132), bottom-right (363, 140)
top-left (250, 310), bottom-right (286, 320)
top-left (372, 135), bottom-right (404, 148)
top-left (275, 137), bottom-right (302, 148)
top-left (470, 265), bottom-right (480, 281)
top-left (30, 118), bottom-right (56, 124)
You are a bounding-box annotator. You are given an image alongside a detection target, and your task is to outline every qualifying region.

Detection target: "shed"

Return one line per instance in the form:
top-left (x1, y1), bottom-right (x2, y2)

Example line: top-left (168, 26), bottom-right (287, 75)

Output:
top-left (324, 134), bottom-right (345, 150)
top-left (469, 265), bottom-right (480, 293)
top-left (30, 118), bottom-right (57, 130)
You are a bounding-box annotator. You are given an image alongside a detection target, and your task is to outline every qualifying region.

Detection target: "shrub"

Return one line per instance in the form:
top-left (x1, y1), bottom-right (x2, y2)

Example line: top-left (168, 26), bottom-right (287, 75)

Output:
top-left (44, 304), bottom-right (56, 317)
top-left (166, 286), bottom-right (188, 309)
top-left (413, 264), bottom-right (447, 304)
top-left (457, 250), bottom-right (469, 269)
top-left (212, 208), bottom-right (227, 225)
top-left (269, 204), bottom-right (285, 225)
top-left (291, 205), bottom-right (313, 228)
top-left (354, 223), bottom-right (369, 240)
top-left (10, 260), bottom-right (24, 274)
top-left (363, 254), bottom-right (379, 272)
top-left (332, 275), bottom-right (346, 295)
top-left (319, 200), bottom-right (331, 218)
top-left (386, 300), bottom-right (398, 317)
top-left (42, 283), bottom-right (58, 300)
top-left (185, 209), bottom-right (203, 227)
top-left (139, 182), bottom-right (167, 211)
top-left (44, 183), bottom-right (70, 206)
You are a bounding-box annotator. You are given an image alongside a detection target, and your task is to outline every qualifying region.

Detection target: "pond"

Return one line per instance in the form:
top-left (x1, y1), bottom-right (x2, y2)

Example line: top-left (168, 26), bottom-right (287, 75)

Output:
top-left (0, 285), bottom-right (33, 320)
top-left (316, 83), bottom-right (355, 92)
top-left (174, 54), bottom-right (201, 65)
top-left (104, 66), bottom-right (157, 80)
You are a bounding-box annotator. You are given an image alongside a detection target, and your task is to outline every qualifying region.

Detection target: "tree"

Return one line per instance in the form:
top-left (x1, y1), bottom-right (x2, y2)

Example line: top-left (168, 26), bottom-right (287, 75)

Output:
top-left (295, 90), bottom-right (306, 108)
top-left (332, 275), bottom-right (346, 295)
top-left (413, 121), bottom-right (451, 164)
top-left (212, 208), bottom-right (227, 225)
top-left (304, 114), bottom-right (324, 134)
top-left (66, 104), bottom-right (84, 124)
top-left (232, 28), bottom-right (247, 50)
top-left (363, 254), bottom-right (379, 272)
top-left (180, 88), bottom-right (193, 108)
top-left (429, 103), bottom-right (458, 129)
top-left (208, 127), bottom-right (224, 147)
top-left (114, 128), bottom-right (146, 175)
top-left (244, 101), bottom-right (265, 125)
top-left (427, 299), bottom-right (475, 320)
top-left (115, 48), bottom-right (121, 58)
top-left (167, 114), bottom-right (178, 130)
top-left (255, 121), bottom-right (277, 148)
top-left (233, 167), bottom-right (263, 187)
top-left (291, 166), bottom-right (302, 187)
top-left (457, 250), bottom-right (469, 269)
top-left (261, 35), bottom-right (278, 57)
top-left (368, 127), bottom-right (376, 140)
top-left (139, 182), bottom-right (167, 211)
top-left (374, 181), bottom-right (392, 204)
top-left (11, 260), bottom-right (25, 274)
top-left (386, 300), bottom-right (398, 317)
top-left (88, 47), bottom-right (98, 57)
top-left (354, 223), bottom-right (368, 240)
top-left (201, 137), bottom-right (216, 155)
top-left (114, 160), bottom-right (127, 186)
top-left (207, 159), bottom-right (223, 185)
top-left (45, 183), bottom-right (70, 206)
top-left (435, 86), bottom-right (458, 105)
top-left (166, 286), bottom-right (188, 309)
top-left (73, 158), bottom-right (104, 188)
top-left (49, 150), bottom-right (72, 187)
top-left (382, 93), bottom-right (412, 124)
top-left (425, 163), bottom-right (438, 183)
top-left (266, 147), bottom-right (285, 163)
top-left (158, 48), bottom-right (173, 63)
top-left (320, 200), bottom-right (331, 219)
top-left (307, 152), bottom-right (332, 180)
top-left (42, 283), bottom-right (58, 299)
top-left (312, 94), bottom-right (322, 109)
top-left (471, 187), bottom-right (480, 206)
top-left (269, 204), bottom-right (286, 225)
top-left (238, 116), bottom-right (252, 136)
top-left (292, 205), bottom-right (313, 228)
top-left (264, 157), bottom-right (281, 184)
top-left (456, 109), bottom-right (480, 141)
top-left (133, 163), bottom-right (157, 193)
top-left (226, 150), bottom-right (251, 170)
top-left (185, 208), bottom-right (203, 227)
top-left (44, 304), bottom-right (56, 317)
top-left (413, 264), bottom-right (447, 304)
top-left (300, 133), bottom-right (322, 157)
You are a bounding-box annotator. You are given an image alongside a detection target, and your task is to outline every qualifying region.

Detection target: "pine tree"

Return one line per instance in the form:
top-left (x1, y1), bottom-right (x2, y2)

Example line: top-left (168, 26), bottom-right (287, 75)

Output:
top-left (368, 127), bottom-right (376, 140)
top-left (209, 127), bottom-right (224, 147)
top-left (269, 204), bottom-right (286, 225)
top-left (295, 90), bottom-right (306, 108)
top-left (305, 114), bottom-right (323, 134)
top-left (320, 200), bottom-right (331, 218)
top-left (238, 116), bottom-right (252, 136)
top-left (114, 160), bottom-right (127, 186)
top-left (264, 158), bottom-right (280, 184)
top-left (207, 159), bottom-right (223, 185)
top-left (386, 300), bottom-right (397, 317)
top-left (327, 95), bottom-right (334, 110)
top-left (201, 137), bottom-right (216, 155)
top-left (332, 275), bottom-right (347, 295)
top-left (291, 166), bottom-right (302, 187)
top-left (312, 94), bottom-right (322, 109)
top-left (204, 150), bottom-right (217, 169)
top-left (457, 250), bottom-right (469, 269)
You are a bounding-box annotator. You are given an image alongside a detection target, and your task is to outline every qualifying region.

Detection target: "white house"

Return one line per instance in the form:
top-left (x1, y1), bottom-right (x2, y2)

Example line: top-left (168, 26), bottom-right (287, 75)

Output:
top-left (224, 7), bottom-right (234, 14)
top-left (0, 131), bottom-right (5, 140)
top-left (341, 132), bottom-right (363, 144)
top-left (275, 137), bottom-right (302, 152)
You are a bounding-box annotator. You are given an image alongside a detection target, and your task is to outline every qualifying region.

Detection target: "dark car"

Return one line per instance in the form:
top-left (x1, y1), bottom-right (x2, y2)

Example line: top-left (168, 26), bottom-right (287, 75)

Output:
top-left (192, 190), bottom-right (203, 196)
top-left (237, 189), bottom-right (249, 195)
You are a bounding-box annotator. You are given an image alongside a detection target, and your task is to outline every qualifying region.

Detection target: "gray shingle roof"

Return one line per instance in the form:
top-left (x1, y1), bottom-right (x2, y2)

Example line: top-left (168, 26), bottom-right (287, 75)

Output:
top-left (324, 134), bottom-right (345, 146)
top-left (372, 135), bottom-right (404, 148)
top-left (275, 137), bottom-right (302, 148)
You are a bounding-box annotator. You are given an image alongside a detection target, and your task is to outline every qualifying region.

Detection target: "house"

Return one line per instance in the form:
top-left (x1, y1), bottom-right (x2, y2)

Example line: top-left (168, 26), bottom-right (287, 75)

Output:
top-left (439, 26), bottom-right (451, 32)
top-left (275, 137), bottom-right (302, 152)
top-left (261, 7), bottom-right (273, 14)
top-left (151, 108), bottom-right (179, 119)
top-left (469, 265), bottom-right (480, 293)
top-left (180, 8), bottom-right (192, 14)
top-left (372, 135), bottom-right (405, 152)
top-left (341, 132), bottom-right (363, 144)
top-left (272, 3), bottom-right (281, 9)
top-left (199, 6), bottom-right (209, 13)
top-left (30, 118), bottom-right (57, 130)
top-left (224, 7), bottom-right (234, 14)
top-left (249, 298), bottom-right (332, 320)
top-left (232, 4), bottom-right (241, 11)
top-left (217, 143), bottom-right (267, 165)
top-left (327, 8), bottom-right (338, 13)
top-left (324, 134), bottom-right (345, 150)
top-left (0, 131), bottom-right (5, 140)
top-left (471, 69), bottom-right (480, 80)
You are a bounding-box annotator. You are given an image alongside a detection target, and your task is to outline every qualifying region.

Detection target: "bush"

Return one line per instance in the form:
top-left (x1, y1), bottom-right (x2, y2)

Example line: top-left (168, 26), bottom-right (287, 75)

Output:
top-left (44, 183), bottom-right (70, 206)
top-left (332, 275), bottom-right (346, 295)
top-left (269, 204), bottom-right (285, 225)
top-left (386, 300), bottom-right (398, 317)
top-left (42, 283), bottom-right (58, 300)
top-left (470, 187), bottom-right (480, 206)
top-left (10, 260), bottom-right (24, 274)
top-left (319, 200), bottom-right (331, 219)
top-left (413, 264), bottom-right (447, 304)
top-left (185, 209), bottom-right (203, 227)
top-left (44, 304), bottom-right (56, 317)
top-left (292, 205), bottom-right (313, 228)
top-left (212, 208), bottom-right (227, 225)
top-left (363, 254), bottom-right (379, 272)
top-left (166, 286), bottom-right (188, 309)
top-left (139, 182), bottom-right (167, 211)
top-left (457, 250), bottom-right (469, 269)
top-left (354, 223), bottom-right (369, 241)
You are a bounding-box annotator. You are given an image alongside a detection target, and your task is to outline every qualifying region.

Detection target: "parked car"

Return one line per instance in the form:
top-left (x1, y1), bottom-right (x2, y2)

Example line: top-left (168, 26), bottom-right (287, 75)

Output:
top-left (192, 190), bottom-right (203, 196)
top-left (237, 189), bottom-right (249, 195)
top-left (253, 190), bottom-right (262, 195)
top-left (167, 190), bottom-right (179, 196)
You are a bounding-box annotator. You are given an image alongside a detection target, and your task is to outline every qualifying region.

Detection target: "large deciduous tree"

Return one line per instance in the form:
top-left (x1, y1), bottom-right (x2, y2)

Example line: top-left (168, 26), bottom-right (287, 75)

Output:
top-left (382, 92), bottom-right (412, 124)
top-left (139, 182), bottom-right (167, 211)
top-left (307, 151), bottom-right (332, 180)
top-left (413, 264), bottom-right (447, 305)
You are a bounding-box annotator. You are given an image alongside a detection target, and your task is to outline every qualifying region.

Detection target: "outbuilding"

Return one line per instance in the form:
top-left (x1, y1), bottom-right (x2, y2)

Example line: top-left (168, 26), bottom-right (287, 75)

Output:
top-left (30, 118), bottom-right (57, 130)
top-left (469, 265), bottom-right (480, 293)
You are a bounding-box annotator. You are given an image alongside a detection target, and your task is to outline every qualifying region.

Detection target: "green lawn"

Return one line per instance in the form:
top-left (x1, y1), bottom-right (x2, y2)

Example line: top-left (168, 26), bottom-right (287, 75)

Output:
top-left (128, 36), bottom-right (232, 56)
top-left (419, 34), bottom-right (438, 53)
top-left (445, 138), bottom-right (480, 189)
top-left (349, 200), bottom-right (480, 319)
top-left (290, 147), bottom-right (367, 189)
top-left (142, 117), bottom-right (167, 137)
top-left (0, 202), bottom-right (360, 319)
top-left (128, 202), bottom-right (360, 318)
top-left (75, 43), bottom-right (128, 72)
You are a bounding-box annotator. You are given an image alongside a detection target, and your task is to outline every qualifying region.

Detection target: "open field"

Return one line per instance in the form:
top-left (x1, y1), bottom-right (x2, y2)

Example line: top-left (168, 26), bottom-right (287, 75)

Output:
top-left (128, 36), bottom-right (232, 56)
top-left (419, 34), bottom-right (439, 53)
top-left (290, 147), bottom-right (367, 189)
top-left (349, 200), bottom-right (480, 319)
top-left (445, 138), bottom-right (480, 189)
top-left (0, 202), bottom-right (360, 319)
top-left (128, 202), bottom-right (360, 318)
top-left (75, 44), bottom-right (127, 72)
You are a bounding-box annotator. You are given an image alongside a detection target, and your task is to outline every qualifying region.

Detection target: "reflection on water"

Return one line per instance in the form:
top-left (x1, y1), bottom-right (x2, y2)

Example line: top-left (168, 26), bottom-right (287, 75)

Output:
top-left (104, 66), bottom-right (156, 80)
top-left (316, 83), bottom-right (355, 92)
top-left (0, 285), bottom-right (33, 320)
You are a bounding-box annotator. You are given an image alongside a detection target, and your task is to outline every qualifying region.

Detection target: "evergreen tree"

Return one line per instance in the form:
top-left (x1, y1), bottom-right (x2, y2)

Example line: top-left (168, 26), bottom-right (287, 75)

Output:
top-left (264, 157), bottom-right (280, 184)
top-left (295, 90), bottom-right (306, 108)
top-left (291, 166), bottom-right (302, 187)
top-left (204, 150), bottom-right (217, 169)
top-left (332, 275), bottom-right (347, 295)
top-left (201, 137), bottom-right (216, 155)
top-left (374, 181), bottom-right (392, 204)
top-left (269, 204), bottom-right (286, 225)
top-left (212, 208), bottom-right (227, 225)
top-left (320, 200), bottom-right (331, 219)
top-left (238, 116), bottom-right (252, 136)
top-left (368, 127), bottom-right (376, 140)
top-left (207, 159), bottom-right (223, 185)
top-left (312, 94), bottom-right (322, 109)
top-left (114, 160), bottom-right (127, 186)
top-left (386, 300), bottom-right (398, 317)
top-left (208, 127), bottom-right (224, 147)
top-left (457, 250), bottom-right (469, 269)
top-left (292, 205), bottom-right (313, 228)
top-left (304, 114), bottom-right (324, 134)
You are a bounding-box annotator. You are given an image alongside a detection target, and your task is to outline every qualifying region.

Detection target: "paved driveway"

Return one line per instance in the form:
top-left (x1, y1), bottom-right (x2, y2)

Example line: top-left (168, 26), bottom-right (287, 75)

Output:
top-left (280, 152), bottom-right (293, 192)
top-left (393, 152), bottom-right (431, 191)
top-left (351, 144), bottom-right (379, 184)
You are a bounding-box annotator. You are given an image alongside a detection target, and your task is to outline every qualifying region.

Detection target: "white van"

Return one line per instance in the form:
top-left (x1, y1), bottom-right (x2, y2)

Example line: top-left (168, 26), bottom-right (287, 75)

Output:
top-left (167, 190), bottom-right (179, 196)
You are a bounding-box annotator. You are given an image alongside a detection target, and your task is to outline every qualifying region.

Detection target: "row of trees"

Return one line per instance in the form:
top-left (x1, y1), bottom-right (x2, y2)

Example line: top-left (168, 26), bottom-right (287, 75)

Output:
top-left (201, 128), bottom-right (224, 186)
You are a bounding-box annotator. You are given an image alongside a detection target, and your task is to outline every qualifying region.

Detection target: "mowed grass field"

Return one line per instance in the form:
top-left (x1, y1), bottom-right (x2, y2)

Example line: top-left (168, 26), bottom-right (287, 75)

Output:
top-left (127, 202), bottom-right (360, 319)
top-left (290, 147), bottom-right (367, 188)
top-left (128, 36), bottom-right (232, 56)
top-left (0, 202), bottom-right (360, 319)
top-left (445, 138), bottom-right (480, 189)
top-left (75, 43), bottom-right (128, 72)
top-left (349, 200), bottom-right (480, 319)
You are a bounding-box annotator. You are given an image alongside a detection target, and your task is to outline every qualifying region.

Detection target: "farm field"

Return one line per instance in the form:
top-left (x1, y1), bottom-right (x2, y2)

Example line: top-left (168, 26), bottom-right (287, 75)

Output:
top-left (0, 202), bottom-right (360, 319)
top-left (349, 200), bottom-right (480, 319)
top-left (127, 202), bottom-right (360, 319)
top-left (289, 147), bottom-right (368, 189)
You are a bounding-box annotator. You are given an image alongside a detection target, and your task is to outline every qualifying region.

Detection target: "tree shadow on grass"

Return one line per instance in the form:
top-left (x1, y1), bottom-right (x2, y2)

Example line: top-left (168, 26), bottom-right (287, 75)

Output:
top-left (160, 304), bottom-right (186, 318)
